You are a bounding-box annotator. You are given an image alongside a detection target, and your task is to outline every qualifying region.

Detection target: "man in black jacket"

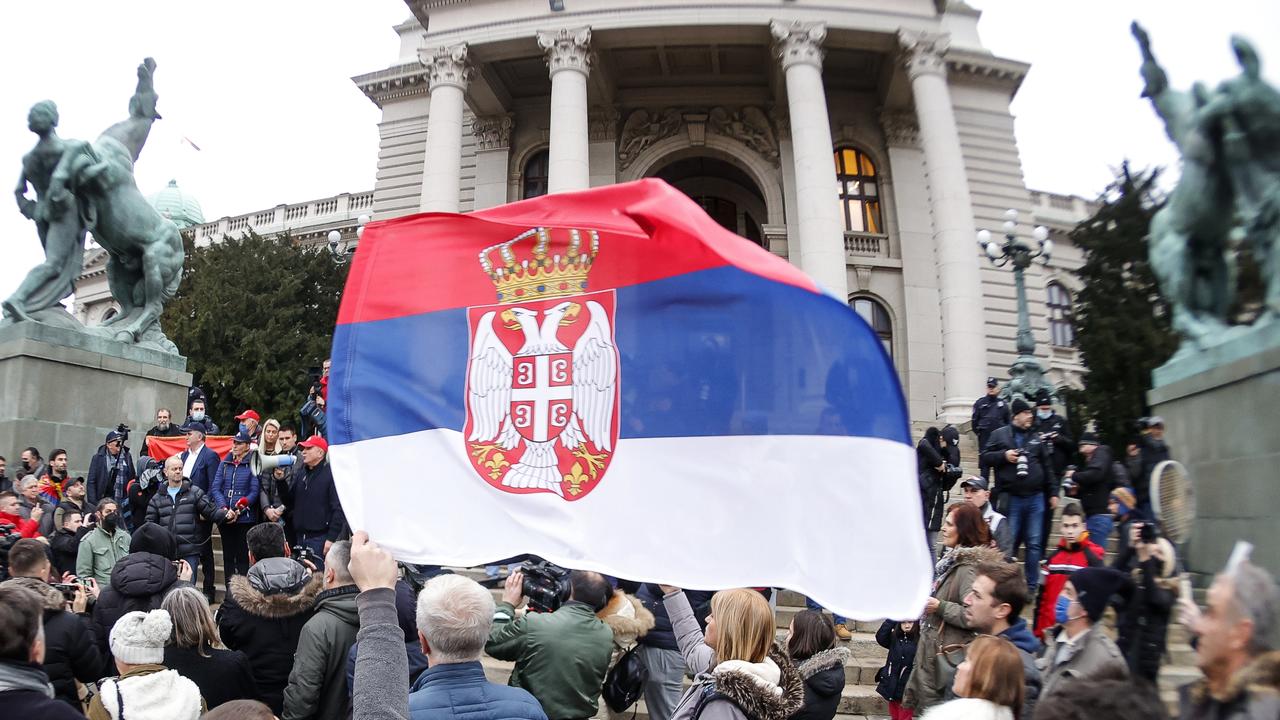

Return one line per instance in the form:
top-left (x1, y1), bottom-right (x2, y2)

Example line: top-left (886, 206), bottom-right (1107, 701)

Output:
top-left (85, 430), bottom-right (135, 511)
top-left (145, 456), bottom-right (229, 584)
top-left (1136, 416), bottom-right (1170, 519)
top-left (635, 583), bottom-right (714, 720)
top-left (89, 522), bottom-right (191, 664)
top-left (292, 435), bottom-right (346, 573)
top-left (1064, 433), bottom-right (1116, 544)
top-left (0, 584), bottom-right (86, 720)
top-left (971, 377), bottom-right (1009, 481)
top-left (140, 407), bottom-right (183, 457)
top-left (981, 397), bottom-right (1057, 594)
top-left (1, 539), bottom-right (105, 708)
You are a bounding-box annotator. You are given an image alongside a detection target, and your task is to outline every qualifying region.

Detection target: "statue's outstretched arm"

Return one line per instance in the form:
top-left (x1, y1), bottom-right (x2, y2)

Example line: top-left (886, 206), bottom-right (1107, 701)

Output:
top-left (1132, 22), bottom-right (1169, 99)
top-left (129, 58), bottom-right (160, 120)
top-left (15, 170), bottom-right (35, 219)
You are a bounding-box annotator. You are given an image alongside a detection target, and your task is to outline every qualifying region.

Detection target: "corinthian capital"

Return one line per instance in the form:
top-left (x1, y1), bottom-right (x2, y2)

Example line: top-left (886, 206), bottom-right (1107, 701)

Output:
top-left (898, 30), bottom-right (950, 80)
top-left (419, 43), bottom-right (474, 91)
top-left (770, 20), bottom-right (826, 71)
top-left (537, 27), bottom-right (593, 77)
top-left (472, 115), bottom-right (514, 151)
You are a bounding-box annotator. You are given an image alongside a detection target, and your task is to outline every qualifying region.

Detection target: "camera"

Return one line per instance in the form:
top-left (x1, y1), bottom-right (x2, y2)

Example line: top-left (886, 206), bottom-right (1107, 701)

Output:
top-left (942, 464), bottom-right (963, 482)
top-left (1140, 522), bottom-right (1160, 544)
top-left (115, 423), bottom-right (131, 442)
top-left (292, 543), bottom-right (317, 567)
top-left (520, 559), bottom-right (571, 614)
top-left (1015, 449), bottom-right (1029, 478)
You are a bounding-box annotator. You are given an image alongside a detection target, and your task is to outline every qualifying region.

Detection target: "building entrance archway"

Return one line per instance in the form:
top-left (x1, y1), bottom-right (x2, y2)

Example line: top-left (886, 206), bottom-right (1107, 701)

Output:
top-left (650, 156), bottom-right (768, 247)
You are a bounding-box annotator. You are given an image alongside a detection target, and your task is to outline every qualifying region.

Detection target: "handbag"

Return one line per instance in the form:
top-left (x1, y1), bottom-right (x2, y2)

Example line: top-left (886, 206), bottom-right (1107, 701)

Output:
top-left (602, 643), bottom-right (649, 713)
top-left (933, 641), bottom-right (968, 693)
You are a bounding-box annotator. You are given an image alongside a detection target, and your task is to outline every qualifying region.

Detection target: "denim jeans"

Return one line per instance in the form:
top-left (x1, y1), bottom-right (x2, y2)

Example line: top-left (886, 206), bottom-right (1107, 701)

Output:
top-left (1086, 514), bottom-right (1114, 546)
top-left (1006, 494), bottom-right (1045, 591)
top-left (805, 596), bottom-right (848, 626)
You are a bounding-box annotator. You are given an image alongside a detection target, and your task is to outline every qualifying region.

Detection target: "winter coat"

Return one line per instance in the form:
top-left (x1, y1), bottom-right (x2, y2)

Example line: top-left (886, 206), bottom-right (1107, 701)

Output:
top-left (292, 461), bottom-right (346, 540)
top-left (902, 544), bottom-right (1005, 710)
top-left (163, 643), bottom-right (259, 709)
top-left (90, 527), bottom-right (184, 663)
top-left (971, 395), bottom-right (1010, 435)
top-left (668, 641), bottom-right (804, 720)
top-left (179, 444), bottom-right (221, 493)
top-left (637, 583), bottom-right (713, 652)
top-left (1037, 626), bottom-right (1129, 699)
top-left (409, 661), bottom-right (547, 720)
top-left (19, 496), bottom-right (56, 537)
top-left (1137, 436), bottom-right (1171, 506)
top-left (76, 525), bottom-right (131, 587)
top-left (1070, 444), bottom-right (1117, 517)
top-left (1178, 650), bottom-right (1280, 720)
top-left (282, 584), bottom-right (360, 720)
top-left (0, 577), bottom-right (105, 708)
top-left (218, 557), bottom-right (322, 714)
top-left (50, 528), bottom-right (80, 575)
top-left (875, 620), bottom-right (917, 703)
top-left (87, 663), bottom-right (205, 720)
top-left (345, 579), bottom-right (431, 700)
top-left (999, 618), bottom-right (1042, 720)
top-left (791, 647), bottom-right (848, 720)
top-left (211, 454), bottom-right (259, 524)
top-left (1033, 411), bottom-right (1074, 477)
top-left (982, 424), bottom-right (1056, 499)
top-left (145, 481), bottom-right (227, 558)
top-left (0, 659), bottom-right (86, 720)
top-left (1034, 537), bottom-right (1106, 639)
top-left (917, 433), bottom-right (949, 532)
top-left (486, 599), bottom-right (615, 719)
top-left (920, 697), bottom-right (1013, 720)
top-left (52, 497), bottom-right (84, 536)
top-left (1113, 537), bottom-right (1178, 681)
top-left (86, 445), bottom-right (135, 508)
top-left (0, 510), bottom-right (39, 538)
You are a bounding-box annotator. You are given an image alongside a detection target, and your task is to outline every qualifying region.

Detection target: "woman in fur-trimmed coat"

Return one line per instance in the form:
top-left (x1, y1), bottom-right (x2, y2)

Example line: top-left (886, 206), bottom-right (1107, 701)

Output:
top-left (786, 610), bottom-right (850, 720)
top-left (599, 589), bottom-right (657, 719)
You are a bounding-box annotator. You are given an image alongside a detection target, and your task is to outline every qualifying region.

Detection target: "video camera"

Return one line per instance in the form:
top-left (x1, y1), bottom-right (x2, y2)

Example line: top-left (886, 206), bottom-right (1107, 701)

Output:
top-left (520, 559), bottom-right (571, 613)
top-left (115, 423), bottom-right (131, 442)
top-left (292, 542), bottom-right (317, 567)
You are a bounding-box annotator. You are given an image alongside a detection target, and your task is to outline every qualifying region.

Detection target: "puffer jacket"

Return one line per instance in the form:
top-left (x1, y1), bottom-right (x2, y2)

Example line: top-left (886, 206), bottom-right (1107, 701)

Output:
top-left (89, 524), bottom-right (184, 662)
top-left (875, 621), bottom-right (917, 704)
top-left (407, 661), bottom-right (547, 720)
top-left (145, 481), bottom-right (227, 558)
top-left (282, 584), bottom-right (360, 720)
top-left (1034, 536), bottom-right (1106, 639)
top-left (211, 454), bottom-right (259, 524)
top-left (791, 647), bottom-right (849, 720)
top-left (217, 557), bottom-right (322, 714)
top-left (1178, 650), bottom-right (1280, 720)
top-left (0, 577), bottom-right (105, 708)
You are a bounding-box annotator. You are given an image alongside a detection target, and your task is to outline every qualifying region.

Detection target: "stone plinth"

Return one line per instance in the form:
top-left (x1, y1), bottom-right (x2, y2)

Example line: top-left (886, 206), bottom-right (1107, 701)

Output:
top-left (0, 323), bottom-right (192, 478)
top-left (1148, 326), bottom-right (1280, 582)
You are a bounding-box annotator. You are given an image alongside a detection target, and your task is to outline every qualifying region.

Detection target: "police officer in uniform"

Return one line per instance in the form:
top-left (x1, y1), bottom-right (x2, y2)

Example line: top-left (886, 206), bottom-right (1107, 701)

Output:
top-left (971, 377), bottom-right (1009, 481)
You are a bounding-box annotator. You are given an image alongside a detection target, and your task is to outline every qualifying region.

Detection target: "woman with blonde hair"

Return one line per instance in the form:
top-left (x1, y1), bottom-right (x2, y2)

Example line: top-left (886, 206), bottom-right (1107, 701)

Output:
top-left (922, 635), bottom-right (1024, 720)
top-left (161, 586), bottom-right (259, 708)
top-left (659, 585), bottom-right (804, 720)
top-left (259, 418), bottom-right (282, 455)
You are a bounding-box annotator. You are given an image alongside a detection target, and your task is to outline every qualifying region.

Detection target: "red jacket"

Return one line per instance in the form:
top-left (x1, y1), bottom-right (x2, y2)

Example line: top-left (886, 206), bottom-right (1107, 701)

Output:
top-left (1034, 533), bottom-right (1106, 638)
top-left (0, 509), bottom-right (41, 538)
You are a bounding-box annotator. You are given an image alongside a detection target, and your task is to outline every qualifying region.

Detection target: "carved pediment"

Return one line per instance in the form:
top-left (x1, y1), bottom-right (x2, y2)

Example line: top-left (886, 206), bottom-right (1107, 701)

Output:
top-left (617, 105), bottom-right (780, 170)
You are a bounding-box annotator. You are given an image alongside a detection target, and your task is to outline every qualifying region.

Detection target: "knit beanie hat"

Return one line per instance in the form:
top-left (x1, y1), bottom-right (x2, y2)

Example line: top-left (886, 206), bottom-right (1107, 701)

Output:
top-left (109, 609), bottom-right (173, 664)
top-left (1010, 397), bottom-right (1032, 417)
top-left (1069, 567), bottom-right (1130, 622)
top-left (1110, 487), bottom-right (1136, 517)
top-left (129, 522), bottom-right (177, 560)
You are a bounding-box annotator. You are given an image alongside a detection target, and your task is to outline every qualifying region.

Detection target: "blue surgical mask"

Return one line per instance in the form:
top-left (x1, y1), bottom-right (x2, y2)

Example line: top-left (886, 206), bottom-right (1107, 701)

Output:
top-left (239, 423), bottom-right (249, 434)
top-left (1054, 595), bottom-right (1073, 624)
top-left (1037, 409), bottom-right (1052, 420)
top-left (191, 411), bottom-right (205, 422)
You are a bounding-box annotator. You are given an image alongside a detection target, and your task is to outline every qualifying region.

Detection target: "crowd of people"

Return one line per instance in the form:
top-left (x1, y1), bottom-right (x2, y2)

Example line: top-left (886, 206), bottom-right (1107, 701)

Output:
top-left (1, 373), bottom-right (1277, 720)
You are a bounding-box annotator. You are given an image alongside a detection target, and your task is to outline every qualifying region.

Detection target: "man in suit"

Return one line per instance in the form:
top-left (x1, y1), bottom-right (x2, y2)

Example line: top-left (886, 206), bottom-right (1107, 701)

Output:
top-left (180, 420), bottom-right (221, 600)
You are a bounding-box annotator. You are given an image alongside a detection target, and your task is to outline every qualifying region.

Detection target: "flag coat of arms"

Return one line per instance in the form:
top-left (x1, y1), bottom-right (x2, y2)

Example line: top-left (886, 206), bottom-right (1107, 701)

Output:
top-left (328, 179), bottom-right (930, 618)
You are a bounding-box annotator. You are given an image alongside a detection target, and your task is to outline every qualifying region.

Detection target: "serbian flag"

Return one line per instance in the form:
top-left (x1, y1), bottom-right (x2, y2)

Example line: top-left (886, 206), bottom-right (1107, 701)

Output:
top-left (328, 179), bottom-right (929, 618)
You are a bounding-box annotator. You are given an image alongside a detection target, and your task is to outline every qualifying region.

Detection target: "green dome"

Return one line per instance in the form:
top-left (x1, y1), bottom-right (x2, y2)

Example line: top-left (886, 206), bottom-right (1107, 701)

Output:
top-left (148, 179), bottom-right (204, 228)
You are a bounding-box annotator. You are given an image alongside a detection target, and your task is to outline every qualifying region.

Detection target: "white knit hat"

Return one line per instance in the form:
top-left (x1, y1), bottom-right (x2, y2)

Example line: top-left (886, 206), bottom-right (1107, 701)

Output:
top-left (109, 609), bottom-right (172, 664)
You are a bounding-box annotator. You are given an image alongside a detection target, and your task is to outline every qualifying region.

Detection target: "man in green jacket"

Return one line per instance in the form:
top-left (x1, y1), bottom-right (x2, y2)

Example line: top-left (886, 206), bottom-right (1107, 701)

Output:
top-left (283, 540), bottom-right (359, 720)
top-left (75, 498), bottom-right (130, 586)
top-left (487, 569), bottom-right (615, 720)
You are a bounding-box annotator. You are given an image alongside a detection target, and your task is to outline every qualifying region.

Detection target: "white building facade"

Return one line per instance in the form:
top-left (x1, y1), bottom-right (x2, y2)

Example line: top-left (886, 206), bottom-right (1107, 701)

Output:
top-left (353, 0), bottom-right (1092, 426)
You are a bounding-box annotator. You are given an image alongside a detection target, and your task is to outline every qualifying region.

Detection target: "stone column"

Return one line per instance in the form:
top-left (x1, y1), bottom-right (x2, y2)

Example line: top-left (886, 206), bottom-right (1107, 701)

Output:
top-left (899, 30), bottom-right (987, 421)
top-left (537, 27), bottom-right (593, 194)
top-left (418, 44), bottom-right (473, 212)
top-left (472, 115), bottom-right (514, 210)
top-left (770, 20), bottom-right (847, 300)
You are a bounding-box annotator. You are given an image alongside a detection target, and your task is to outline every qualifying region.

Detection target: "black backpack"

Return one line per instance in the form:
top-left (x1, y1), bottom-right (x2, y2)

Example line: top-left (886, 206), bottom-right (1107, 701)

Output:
top-left (602, 644), bottom-right (649, 713)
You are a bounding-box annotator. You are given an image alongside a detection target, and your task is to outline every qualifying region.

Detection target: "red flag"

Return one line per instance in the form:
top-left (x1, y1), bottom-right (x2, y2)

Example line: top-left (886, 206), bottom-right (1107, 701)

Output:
top-left (146, 435), bottom-right (235, 461)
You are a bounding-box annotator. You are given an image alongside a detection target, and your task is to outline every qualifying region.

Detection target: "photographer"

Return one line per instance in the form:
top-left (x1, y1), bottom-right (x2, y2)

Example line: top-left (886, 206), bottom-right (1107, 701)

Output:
top-left (485, 568), bottom-right (616, 720)
top-left (1, 538), bottom-right (105, 707)
top-left (981, 398), bottom-right (1057, 595)
top-left (1111, 520), bottom-right (1178, 682)
top-left (86, 427), bottom-right (135, 512)
top-left (917, 427), bottom-right (957, 551)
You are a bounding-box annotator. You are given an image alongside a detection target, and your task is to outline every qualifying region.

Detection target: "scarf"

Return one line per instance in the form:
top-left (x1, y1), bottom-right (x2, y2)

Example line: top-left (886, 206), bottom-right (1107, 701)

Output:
top-left (932, 547), bottom-right (956, 593)
top-left (0, 660), bottom-right (55, 697)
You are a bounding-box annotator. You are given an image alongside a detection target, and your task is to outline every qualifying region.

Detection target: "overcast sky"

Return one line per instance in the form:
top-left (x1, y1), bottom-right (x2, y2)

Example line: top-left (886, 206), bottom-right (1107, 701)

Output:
top-left (1, 0), bottom-right (1277, 303)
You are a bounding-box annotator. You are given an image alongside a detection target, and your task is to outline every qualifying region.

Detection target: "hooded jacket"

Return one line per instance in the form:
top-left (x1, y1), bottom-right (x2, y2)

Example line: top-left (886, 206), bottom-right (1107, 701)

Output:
top-left (1034, 535), bottom-right (1106, 638)
top-left (217, 556), bottom-right (322, 714)
top-left (144, 480), bottom-right (227, 558)
top-left (0, 577), bottom-right (105, 708)
top-left (0, 659), bottom-right (85, 720)
top-left (875, 620), bottom-right (917, 704)
top-left (1178, 650), bottom-right (1280, 720)
top-left (791, 646), bottom-right (849, 720)
top-left (87, 663), bottom-right (205, 720)
top-left (282, 583), bottom-right (360, 720)
top-left (998, 618), bottom-right (1042, 720)
top-left (1113, 537), bottom-right (1178, 681)
top-left (90, 523), bottom-right (183, 661)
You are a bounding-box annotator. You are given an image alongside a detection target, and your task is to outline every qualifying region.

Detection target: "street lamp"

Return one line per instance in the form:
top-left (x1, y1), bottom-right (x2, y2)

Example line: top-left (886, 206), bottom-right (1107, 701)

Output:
top-left (978, 208), bottom-right (1056, 404)
top-left (328, 214), bottom-right (370, 264)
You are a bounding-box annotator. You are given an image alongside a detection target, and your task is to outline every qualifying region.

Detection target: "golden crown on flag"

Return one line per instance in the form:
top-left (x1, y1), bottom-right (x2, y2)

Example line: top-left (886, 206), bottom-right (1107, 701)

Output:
top-left (478, 227), bottom-right (600, 303)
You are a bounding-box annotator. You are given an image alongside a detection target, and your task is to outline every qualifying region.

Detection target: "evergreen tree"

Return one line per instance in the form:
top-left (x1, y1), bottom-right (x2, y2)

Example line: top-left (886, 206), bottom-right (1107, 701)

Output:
top-left (1069, 163), bottom-right (1178, 450)
top-left (161, 230), bottom-right (349, 428)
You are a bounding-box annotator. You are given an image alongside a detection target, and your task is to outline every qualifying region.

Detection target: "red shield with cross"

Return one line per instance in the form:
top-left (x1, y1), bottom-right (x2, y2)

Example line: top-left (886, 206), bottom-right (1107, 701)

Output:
top-left (510, 352), bottom-right (574, 443)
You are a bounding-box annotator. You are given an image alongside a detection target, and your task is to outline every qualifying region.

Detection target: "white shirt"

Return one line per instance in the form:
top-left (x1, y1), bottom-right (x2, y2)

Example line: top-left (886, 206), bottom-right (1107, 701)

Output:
top-left (183, 443), bottom-right (203, 480)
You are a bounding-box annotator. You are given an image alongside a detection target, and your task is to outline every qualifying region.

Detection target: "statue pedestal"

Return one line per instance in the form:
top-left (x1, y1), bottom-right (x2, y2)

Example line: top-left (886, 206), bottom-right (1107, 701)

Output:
top-left (1148, 323), bottom-right (1280, 582)
top-left (0, 322), bottom-right (191, 478)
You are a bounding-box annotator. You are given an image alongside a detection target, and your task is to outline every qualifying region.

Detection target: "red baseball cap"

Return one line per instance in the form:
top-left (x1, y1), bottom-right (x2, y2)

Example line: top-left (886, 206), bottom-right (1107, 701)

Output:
top-left (235, 409), bottom-right (260, 422)
top-left (299, 435), bottom-right (328, 452)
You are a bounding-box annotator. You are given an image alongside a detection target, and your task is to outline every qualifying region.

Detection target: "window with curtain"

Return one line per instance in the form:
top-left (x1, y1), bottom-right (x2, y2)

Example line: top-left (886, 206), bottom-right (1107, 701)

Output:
top-left (1047, 281), bottom-right (1075, 347)
top-left (850, 296), bottom-right (893, 360)
top-left (834, 147), bottom-right (883, 234)
top-left (522, 150), bottom-right (549, 200)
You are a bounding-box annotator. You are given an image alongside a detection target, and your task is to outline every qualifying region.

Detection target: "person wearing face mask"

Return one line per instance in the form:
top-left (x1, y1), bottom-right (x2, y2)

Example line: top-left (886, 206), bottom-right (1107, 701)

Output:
top-left (17, 447), bottom-right (47, 489)
top-left (1031, 391), bottom-right (1072, 560)
top-left (184, 397), bottom-right (221, 435)
top-left (235, 409), bottom-right (261, 444)
top-left (1036, 567), bottom-right (1130, 700)
top-left (76, 498), bottom-right (131, 586)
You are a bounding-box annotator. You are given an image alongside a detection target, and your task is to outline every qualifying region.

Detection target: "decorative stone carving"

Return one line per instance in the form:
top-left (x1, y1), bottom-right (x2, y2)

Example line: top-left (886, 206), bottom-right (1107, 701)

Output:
top-left (617, 108), bottom-right (682, 170)
top-left (419, 43), bottom-right (473, 91)
top-left (588, 106), bottom-right (620, 142)
top-left (770, 20), bottom-right (826, 71)
top-left (898, 30), bottom-right (949, 80)
top-left (769, 106), bottom-right (790, 137)
top-left (472, 115), bottom-right (513, 151)
top-left (708, 106), bottom-right (779, 163)
top-left (880, 111), bottom-right (920, 148)
top-left (683, 112), bottom-right (708, 146)
top-left (537, 27), bottom-right (593, 77)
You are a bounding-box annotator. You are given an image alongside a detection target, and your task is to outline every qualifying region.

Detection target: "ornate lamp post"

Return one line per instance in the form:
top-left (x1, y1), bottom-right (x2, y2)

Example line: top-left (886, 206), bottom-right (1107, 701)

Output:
top-left (328, 214), bottom-right (370, 264)
top-left (977, 208), bottom-right (1056, 404)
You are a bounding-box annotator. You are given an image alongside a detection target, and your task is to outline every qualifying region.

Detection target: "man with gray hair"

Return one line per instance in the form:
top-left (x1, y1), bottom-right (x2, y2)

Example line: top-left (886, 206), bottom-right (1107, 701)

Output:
top-left (283, 540), bottom-right (359, 720)
top-left (346, 531), bottom-right (547, 720)
top-left (1179, 560), bottom-right (1280, 719)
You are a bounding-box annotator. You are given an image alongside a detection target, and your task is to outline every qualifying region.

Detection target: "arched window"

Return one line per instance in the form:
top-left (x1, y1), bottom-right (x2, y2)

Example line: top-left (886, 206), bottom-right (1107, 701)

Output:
top-left (850, 296), bottom-right (893, 359)
top-left (1047, 281), bottom-right (1075, 347)
top-left (834, 147), bottom-right (882, 234)
top-left (522, 150), bottom-right (549, 200)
